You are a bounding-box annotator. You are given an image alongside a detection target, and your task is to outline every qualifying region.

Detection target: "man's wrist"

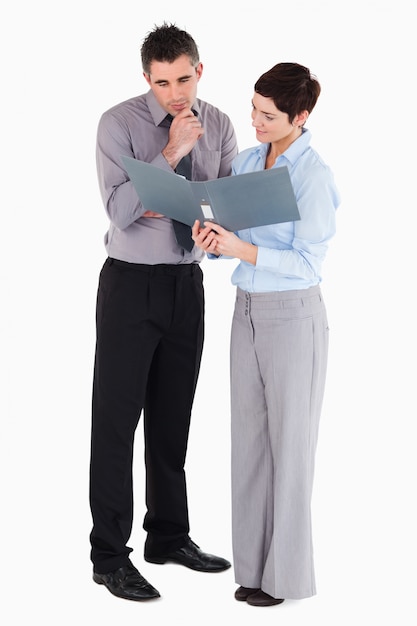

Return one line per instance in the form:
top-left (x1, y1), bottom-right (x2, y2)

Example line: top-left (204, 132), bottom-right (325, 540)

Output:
top-left (162, 146), bottom-right (181, 170)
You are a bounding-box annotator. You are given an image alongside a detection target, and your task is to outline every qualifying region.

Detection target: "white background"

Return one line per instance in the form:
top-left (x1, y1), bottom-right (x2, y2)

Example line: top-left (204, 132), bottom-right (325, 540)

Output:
top-left (2, 1), bottom-right (416, 624)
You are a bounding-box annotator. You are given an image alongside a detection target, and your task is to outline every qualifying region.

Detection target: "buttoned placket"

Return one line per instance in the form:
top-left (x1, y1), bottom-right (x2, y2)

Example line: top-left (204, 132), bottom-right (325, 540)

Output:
top-left (244, 291), bottom-right (255, 342)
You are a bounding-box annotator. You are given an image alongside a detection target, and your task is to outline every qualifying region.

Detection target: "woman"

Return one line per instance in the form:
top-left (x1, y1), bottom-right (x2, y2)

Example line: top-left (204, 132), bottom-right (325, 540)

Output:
top-left (192, 62), bottom-right (340, 607)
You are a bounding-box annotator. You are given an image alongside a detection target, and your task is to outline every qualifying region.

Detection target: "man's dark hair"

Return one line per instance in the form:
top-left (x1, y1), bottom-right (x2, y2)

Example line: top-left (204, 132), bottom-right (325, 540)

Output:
top-left (255, 62), bottom-right (321, 124)
top-left (141, 22), bottom-right (200, 74)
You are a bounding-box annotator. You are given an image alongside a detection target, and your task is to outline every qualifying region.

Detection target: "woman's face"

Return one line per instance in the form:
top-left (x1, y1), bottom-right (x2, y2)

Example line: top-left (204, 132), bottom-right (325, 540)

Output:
top-left (251, 92), bottom-right (304, 148)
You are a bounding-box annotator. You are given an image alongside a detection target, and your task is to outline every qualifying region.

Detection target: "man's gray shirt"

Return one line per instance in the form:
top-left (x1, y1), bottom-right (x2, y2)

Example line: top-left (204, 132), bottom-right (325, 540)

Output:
top-left (96, 90), bottom-right (238, 264)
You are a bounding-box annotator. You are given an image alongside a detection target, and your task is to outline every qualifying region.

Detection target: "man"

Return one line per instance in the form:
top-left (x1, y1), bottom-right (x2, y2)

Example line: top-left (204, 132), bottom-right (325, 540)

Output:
top-left (89, 22), bottom-right (238, 602)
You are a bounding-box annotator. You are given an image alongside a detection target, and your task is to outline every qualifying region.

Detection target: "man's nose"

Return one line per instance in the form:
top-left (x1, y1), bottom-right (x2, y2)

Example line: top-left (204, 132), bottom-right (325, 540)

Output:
top-left (170, 85), bottom-right (183, 100)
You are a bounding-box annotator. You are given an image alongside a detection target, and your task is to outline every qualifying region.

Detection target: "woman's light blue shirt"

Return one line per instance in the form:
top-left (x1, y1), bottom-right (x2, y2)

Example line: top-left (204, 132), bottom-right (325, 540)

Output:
top-left (220, 129), bottom-right (340, 293)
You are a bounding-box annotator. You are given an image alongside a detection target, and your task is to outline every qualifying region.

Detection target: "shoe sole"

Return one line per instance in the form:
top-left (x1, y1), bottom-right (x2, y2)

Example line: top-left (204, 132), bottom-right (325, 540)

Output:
top-left (246, 597), bottom-right (285, 607)
top-left (144, 556), bottom-right (231, 572)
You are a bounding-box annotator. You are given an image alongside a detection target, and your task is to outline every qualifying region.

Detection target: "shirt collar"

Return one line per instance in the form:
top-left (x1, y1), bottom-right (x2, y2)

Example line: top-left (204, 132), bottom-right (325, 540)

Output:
top-left (145, 90), bottom-right (200, 126)
top-left (253, 127), bottom-right (312, 166)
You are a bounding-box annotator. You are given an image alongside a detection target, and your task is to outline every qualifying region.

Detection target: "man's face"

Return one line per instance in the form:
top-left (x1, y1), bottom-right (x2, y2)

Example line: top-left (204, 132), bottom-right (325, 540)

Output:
top-left (144, 54), bottom-right (203, 116)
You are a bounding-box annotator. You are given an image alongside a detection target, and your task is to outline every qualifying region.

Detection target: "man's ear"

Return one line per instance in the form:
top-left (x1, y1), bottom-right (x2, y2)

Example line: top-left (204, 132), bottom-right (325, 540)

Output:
top-left (143, 72), bottom-right (151, 86)
top-left (195, 62), bottom-right (203, 81)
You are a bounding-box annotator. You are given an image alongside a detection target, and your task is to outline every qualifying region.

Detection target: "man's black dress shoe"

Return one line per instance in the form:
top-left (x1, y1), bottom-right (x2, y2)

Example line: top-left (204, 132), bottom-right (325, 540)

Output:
top-left (145, 537), bottom-right (231, 572)
top-left (234, 585), bottom-right (260, 601)
top-left (246, 589), bottom-right (285, 606)
top-left (93, 562), bottom-right (160, 601)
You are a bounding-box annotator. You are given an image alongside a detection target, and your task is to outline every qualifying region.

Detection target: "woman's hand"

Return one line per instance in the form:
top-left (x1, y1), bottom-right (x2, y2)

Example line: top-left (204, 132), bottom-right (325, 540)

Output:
top-left (192, 220), bottom-right (219, 254)
top-left (192, 220), bottom-right (258, 264)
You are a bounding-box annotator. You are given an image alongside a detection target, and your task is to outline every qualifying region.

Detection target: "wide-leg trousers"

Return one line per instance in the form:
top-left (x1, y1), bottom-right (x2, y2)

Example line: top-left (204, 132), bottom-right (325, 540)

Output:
top-left (230, 285), bottom-right (329, 599)
top-left (89, 258), bottom-right (204, 573)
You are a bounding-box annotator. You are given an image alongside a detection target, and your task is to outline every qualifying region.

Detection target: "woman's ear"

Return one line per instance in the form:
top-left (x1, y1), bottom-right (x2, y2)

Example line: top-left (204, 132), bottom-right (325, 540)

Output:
top-left (294, 110), bottom-right (309, 127)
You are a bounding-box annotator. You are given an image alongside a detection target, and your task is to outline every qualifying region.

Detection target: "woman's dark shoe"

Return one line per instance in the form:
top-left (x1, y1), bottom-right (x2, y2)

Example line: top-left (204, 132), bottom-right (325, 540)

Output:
top-left (246, 589), bottom-right (285, 606)
top-left (234, 586), bottom-right (260, 601)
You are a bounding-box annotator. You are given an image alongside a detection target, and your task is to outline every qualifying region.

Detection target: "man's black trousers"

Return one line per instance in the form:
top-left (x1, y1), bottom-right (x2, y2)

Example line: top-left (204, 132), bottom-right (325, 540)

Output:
top-left (89, 257), bottom-right (204, 574)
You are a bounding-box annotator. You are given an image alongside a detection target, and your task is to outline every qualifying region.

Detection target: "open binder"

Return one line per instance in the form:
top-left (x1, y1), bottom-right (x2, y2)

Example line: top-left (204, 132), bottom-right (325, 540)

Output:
top-left (122, 156), bottom-right (300, 231)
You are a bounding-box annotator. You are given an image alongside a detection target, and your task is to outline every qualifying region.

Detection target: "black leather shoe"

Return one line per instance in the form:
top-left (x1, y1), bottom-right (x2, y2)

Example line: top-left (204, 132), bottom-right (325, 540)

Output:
top-left (145, 537), bottom-right (231, 572)
top-left (93, 562), bottom-right (160, 601)
top-left (246, 589), bottom-right (285, 606)
top-left (234, 586), bottom-right (260, 601)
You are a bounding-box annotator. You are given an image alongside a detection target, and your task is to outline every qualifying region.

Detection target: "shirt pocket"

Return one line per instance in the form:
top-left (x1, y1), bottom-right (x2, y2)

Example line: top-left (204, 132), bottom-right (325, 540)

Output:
top-left (192, 150), bottom-right (222, 180)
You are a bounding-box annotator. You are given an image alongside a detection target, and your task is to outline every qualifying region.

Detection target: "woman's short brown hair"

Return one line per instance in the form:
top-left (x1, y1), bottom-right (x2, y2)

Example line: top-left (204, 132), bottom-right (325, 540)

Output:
top-left (255, 62), bottom-right (321, 123)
